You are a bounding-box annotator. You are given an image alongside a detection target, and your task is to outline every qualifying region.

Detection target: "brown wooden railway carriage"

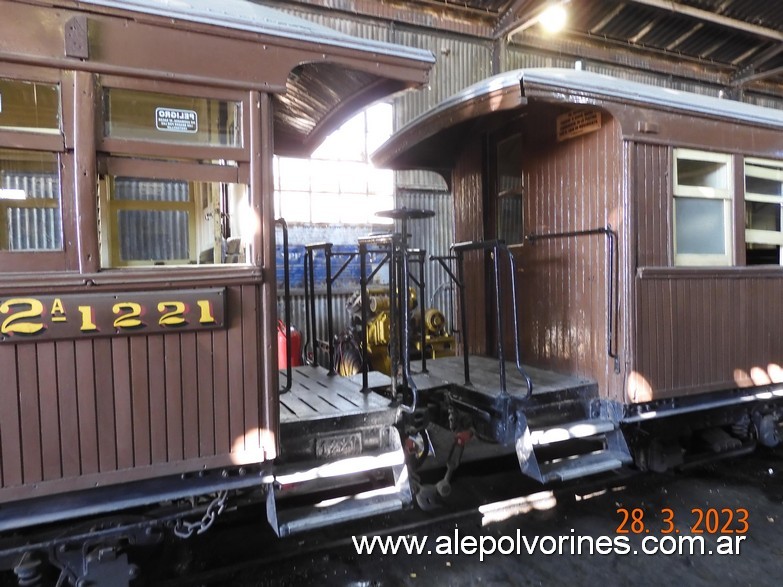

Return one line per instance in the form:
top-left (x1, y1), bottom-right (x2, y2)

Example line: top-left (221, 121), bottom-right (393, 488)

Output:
top-left (0, 0), bottom-right (433, 583)
top-left (374, 68), bottom-right (783, 480)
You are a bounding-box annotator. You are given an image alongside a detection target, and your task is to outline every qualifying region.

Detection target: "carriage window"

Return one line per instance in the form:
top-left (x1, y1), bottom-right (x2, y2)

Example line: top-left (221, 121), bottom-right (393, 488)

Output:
top-left (673, 149), bottom-right (733, 267)
top-left (0, 79), bottom-right (60, 132)
top-left (99, 172), bottom-right (249, 267)
top-left (103, 88), bottom-right (242, 147)
top-left (745, 158), bottom-right (783, 265)
top-left (0, 149), bottom-right (62, 251)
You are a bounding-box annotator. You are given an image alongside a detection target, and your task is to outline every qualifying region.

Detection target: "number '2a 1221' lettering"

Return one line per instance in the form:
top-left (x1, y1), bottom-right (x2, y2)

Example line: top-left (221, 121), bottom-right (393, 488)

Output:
top-left (0, 289), bottom-right (224, 343)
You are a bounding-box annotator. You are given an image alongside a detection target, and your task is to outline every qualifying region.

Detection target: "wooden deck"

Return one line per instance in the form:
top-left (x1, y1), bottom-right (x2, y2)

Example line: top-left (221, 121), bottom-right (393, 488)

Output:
top-left (279, 365), bottom-right (393, 424)
top-left (419, 356), bottom-right (597, 400)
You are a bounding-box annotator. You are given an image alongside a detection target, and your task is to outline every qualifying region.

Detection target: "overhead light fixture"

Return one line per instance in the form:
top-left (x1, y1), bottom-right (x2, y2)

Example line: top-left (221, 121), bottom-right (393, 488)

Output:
top-left (506, 0), bottom-right (571, 40)
top-left (538, 3), bottom-right (568, 34)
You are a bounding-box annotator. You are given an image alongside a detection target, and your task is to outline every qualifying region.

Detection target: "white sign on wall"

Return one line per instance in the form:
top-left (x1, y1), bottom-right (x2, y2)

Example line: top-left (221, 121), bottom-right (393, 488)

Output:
top-left (155, 107), bottom-right (198, 133)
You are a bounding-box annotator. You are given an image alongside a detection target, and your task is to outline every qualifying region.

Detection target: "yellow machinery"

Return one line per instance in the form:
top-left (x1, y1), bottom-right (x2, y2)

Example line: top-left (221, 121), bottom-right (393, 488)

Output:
top-left (353, 286), bottom-right (455, 375)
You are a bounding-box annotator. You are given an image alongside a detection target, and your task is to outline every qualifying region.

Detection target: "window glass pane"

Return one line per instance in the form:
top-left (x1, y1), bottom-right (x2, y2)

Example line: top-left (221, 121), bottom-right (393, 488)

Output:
top-left (675, 197), bottom-right (725, 255)
top-left (0, 79), bottom-right (59, 131)
top-left (0, 149), bottom-right (61, 251)
top-left (746, 175), bottom-right (782, 197)
top-left (104, 175), bottom-right (249, 266)
top-left (746, 201), bottom-right (780, 232)
top-left (104, 88), bottom-right (241, 147)
top-left (676, 158), bottom-right (728, 191)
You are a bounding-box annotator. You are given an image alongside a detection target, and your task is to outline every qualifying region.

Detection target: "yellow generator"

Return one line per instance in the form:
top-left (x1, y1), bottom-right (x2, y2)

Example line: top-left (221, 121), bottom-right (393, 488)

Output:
top-left (350, 286), bottom-right (455, 375)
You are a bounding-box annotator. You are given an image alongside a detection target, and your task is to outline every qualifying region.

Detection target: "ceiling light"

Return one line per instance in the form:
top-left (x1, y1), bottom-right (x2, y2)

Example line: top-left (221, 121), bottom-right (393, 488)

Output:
top-left (539, 4), bottom-right (568, 34)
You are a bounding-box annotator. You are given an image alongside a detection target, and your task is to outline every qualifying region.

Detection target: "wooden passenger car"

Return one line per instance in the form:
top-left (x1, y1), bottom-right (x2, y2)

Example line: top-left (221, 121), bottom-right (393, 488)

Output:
top-left (0, 0), bottom-right (432, 581)
top-left (375, 68), bottom-right (783, 471)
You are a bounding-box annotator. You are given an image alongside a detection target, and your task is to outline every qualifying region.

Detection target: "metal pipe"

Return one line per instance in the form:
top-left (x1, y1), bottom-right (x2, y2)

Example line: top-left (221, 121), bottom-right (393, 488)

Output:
top-left (505, 246), bottom-right (533, 399)
top-left (399, 246), bottom-right (418, 414)
top-left (455, 248), bottom-right (471, 386)
top-left (359, 240), bottom-right (370, 392)
top-left (324, 243), bottom-right (335, 375)
top-left (526, 225), bottom-right (619, 369)
top-left (275, 218), bottom-right (292, 392)
top-left (492, 243), bottom-right (508, 396)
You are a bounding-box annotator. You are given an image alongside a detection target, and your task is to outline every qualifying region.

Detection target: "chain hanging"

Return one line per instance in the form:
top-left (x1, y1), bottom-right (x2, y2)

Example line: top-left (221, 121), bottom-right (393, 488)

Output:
top-left (173, 490), bottom-right (229, 539)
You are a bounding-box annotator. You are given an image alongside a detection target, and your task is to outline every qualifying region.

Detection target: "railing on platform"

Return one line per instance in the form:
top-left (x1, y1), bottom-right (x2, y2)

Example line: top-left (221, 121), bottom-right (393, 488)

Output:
top-left (433, 239), bottom-right (533, 400)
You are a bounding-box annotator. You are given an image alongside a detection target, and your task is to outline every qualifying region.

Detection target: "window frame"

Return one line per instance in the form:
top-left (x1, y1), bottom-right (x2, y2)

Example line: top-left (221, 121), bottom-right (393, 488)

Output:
top-left (0, 65), bottom-right (73, 273)
top-left (98, 156), bottom-right (248, 268)
top-left (97, 75), bottom-right (249, 164)
top-left (672, 148), bottom-right (734, 267)
top-left (744, 157), bottom-right (783, 266)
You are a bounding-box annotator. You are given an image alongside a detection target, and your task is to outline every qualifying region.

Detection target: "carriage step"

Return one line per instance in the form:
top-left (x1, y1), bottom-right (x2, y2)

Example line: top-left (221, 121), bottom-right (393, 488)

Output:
top-left (539, 449), bottom-right (633, 483)
top-left (266, 440), bottom-right (411, 537)
top-left (530, 418), bottom-right (617, 446)
top-left (269, 490), bottom-right (406, 537)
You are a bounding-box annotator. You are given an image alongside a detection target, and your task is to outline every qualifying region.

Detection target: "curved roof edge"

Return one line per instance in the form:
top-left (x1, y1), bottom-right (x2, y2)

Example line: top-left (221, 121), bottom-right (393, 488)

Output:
top-left (372, 70), bottom-right (525, 172)
top-left (522, 68), bottom-right (783, 130)
top-left (74, 0), bottom-right (435, 65)
top-left (374, 67), bottom-right (783, 171)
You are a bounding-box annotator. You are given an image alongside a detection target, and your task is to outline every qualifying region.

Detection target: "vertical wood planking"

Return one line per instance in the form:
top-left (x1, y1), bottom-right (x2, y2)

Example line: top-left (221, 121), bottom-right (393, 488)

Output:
top-left (212, 323), bottom-right (231, 454)
top-left (111, 337), bottom-right (134, 470)
top-left (129, 336), bottom-right (151, 467)
top-left (37, 343), bottom-right (62, 480)
top-left (1, 283), bottom-right (268, 496)
top-left (226, 287), bottom-right (246, 451)
top-left (163, 335), bottom-right (184, 462)
top-left (196, 330), bottom-right (215, 456)
top-left (147, 336), bottom-right (168, 464)
top-left (241, 285), bottom-right (260, 450)
top-left (180, 332), bottom-right (200, 460)
top-left (0, 346), bottom-right (21, 486)
top-left (16, 345), bottom-right (42, 483)
top-left (74, 341), bottom-right (99, 474)
top-left (93, 339), bottom-right (116, 472)
top-left (635, 273), bottom-right (783, 399)
top-left (55, 341), bottom-right (81, 479)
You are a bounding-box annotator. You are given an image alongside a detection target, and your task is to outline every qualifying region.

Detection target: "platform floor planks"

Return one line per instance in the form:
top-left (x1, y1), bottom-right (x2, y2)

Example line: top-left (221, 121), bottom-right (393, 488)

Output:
top-left (279, 365), bottom-right (394, 424)
top-left (418, 356), bottom-right (597, 399)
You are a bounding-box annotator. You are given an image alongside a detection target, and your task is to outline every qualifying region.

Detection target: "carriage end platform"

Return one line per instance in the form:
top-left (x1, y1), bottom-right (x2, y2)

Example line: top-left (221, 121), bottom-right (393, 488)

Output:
top-left (269, 365), bottom-right (409, 537)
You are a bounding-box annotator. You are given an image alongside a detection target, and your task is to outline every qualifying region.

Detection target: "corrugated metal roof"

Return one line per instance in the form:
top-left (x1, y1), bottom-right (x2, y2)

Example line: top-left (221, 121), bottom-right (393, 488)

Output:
top-left (76, 0), bottom-right (435, 63)
top-left (391, 0), bottom-right (783, 90)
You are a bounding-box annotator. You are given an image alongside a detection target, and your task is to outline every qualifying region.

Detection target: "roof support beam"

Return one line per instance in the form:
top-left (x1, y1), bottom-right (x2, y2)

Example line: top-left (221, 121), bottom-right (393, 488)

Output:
top-left (624, 0), bottom-right (783, 42)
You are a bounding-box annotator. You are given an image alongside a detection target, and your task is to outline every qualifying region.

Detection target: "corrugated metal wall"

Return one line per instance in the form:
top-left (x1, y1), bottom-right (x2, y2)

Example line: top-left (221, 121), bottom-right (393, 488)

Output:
top-left (393, 31), bottom-right (492, 191)
top-left (395, 189), bottom-right (457, 332)
top-left (114, 178), bottom-right (191, 262)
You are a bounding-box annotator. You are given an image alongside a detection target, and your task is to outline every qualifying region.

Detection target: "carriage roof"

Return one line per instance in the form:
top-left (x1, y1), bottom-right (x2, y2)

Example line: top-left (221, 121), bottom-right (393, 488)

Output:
top-left (373, 68), bottom-right (783, 172)
top-left (76, 0), bottom-right (434, 63)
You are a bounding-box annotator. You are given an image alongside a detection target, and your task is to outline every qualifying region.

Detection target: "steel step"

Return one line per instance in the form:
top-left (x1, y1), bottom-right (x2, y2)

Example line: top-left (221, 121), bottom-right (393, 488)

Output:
top-left (539, 449), bottom-right (633, 483)
top-left (270, 490), bottom-right (406, 537)
top-left (529, 418), bottom-right (617, 446)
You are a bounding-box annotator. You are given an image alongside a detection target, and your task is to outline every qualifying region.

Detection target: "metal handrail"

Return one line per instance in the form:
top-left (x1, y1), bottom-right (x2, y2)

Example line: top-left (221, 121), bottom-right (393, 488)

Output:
top-left (275, 218), bottom-right (293, 393)
top-left (525, 225), bottom-right (619, 372)
top-left (437, 240), bottom-right (533, 400)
